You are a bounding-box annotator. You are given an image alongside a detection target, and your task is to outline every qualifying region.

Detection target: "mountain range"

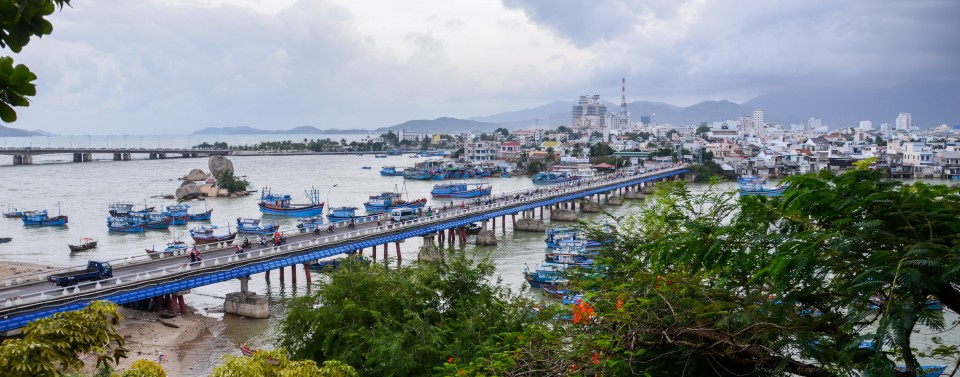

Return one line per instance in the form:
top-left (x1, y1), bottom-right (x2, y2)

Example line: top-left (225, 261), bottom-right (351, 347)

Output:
top-left (0, 125), bottom-right (51, 137)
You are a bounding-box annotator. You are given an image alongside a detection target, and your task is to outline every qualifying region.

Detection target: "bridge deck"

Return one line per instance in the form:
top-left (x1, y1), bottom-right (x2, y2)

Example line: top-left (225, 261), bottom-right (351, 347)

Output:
top-left (0, 167), bottom-right (687, 332)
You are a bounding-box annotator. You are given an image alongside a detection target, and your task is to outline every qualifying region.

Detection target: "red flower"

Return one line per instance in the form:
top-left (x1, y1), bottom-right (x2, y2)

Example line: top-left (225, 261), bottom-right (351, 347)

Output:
top-left (448, 357), bottom-right (454, 363)
top-left (592, 352), bottom-right (599, 364)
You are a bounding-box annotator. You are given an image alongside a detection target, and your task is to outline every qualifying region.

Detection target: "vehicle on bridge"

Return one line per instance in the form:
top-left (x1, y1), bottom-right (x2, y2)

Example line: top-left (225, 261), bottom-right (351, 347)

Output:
top-left (47, 260), bottom-right (113, 287)
top-left (390, 207), bottom-right (418, 222)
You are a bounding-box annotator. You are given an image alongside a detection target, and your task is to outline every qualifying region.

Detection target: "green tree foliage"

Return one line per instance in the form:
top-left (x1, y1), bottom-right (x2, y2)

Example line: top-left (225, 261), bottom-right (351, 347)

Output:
top-left (381, 131), bottom-right (399, 146)
top-left (695, 124), bottom-right (711, 136)
top-left (588, 142), bottom-right (614, 158)
top-left (278, 253), bottom-right (533, 376)
top-left (0, 300), bottom-right (126, 377)
top-left (545, 147), bottom-right (555, 163)
top-left (114, 360), bottom-right (165, 377)
top-left (525, 160), bottom-right (545, 175)
top-left (494, 127), bottom-right (509, 138)
top-left (0, 0), bottom-right (70, 122)
top-left (556, 126), bottom-right (573, 134)
top-left (874, 135), bottom-right (887, 146)
top-left (210, 348), bottom-right (356, 377)
top-left (216, 170), bottom-right (249, 193)
top-left (193, 141), bottom-right (229, 150)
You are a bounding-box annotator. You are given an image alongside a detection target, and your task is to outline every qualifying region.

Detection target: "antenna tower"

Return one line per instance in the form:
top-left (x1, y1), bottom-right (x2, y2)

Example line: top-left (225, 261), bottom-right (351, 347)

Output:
top-left (620, 78), bottom-right (627, 115)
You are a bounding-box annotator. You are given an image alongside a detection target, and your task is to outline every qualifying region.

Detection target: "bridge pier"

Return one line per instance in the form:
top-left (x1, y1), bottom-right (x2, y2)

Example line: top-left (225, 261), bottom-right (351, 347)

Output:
top-left (113, 153), bottom-right (122, 161)
top-left (123, 153), bottom-right (131, 161)
top-left (279, 266), bottom-right (285, 283)
top-left (419, 233), bottom-right (441, 262)
top-left (291, 265), bottom-right (297, 285)
top-left (303, 264), bottom-right (312, 284)
top-left (475, 221), bottom-right (497, 246)
top-left (224, 276), bottom-right (269, 318)
top-left (12, 155), bottom-right (32, 165)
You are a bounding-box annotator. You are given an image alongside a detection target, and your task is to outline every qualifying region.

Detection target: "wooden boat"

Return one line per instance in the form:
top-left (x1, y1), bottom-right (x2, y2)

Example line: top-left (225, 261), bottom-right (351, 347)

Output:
top-left (163, 203), bottom-right (190, 225)
top-left (236, 217), bottom-right (279, 235)
top-left (258, 187), bottom-right (325, 216)
top-left (361, 166), bottom-right (372, 170)
top-left (186, 204), bottom-right (213, 221)
top-left (190, 225), bottom-right (237, 244)
top-left (738, 176), bottom-right (786, 197)
top-left (0, 237), bottom-right (11, 244)
top-left (326, 207), bottom-right (363, 223)
top-left (22, 209), bottom-right (68, 226)
top-left (363, 190), bottom-right (427, 214)
top-left (379, 166), bottom-right (404, 176)
top-left (892, 365), bottom-right (946, 377)
top-left (2, 205), bottom-right (23, 218)
top-left (145, 240), bottom-right (189, 259)
top-left (68, 238), bottom-right (98, 252)
top-left (430, 182), bottom-right (492, 198)
top-left (239, 343), bottom-right (255, 357)
top-left (107, 216), bottom-right (145, 233)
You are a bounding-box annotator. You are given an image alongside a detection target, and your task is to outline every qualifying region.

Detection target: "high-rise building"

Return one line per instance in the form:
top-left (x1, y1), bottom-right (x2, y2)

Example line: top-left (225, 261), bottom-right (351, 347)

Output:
top-left (808, 118), bottom-right (822, 130)
top-left (896, 112), bottom-right (912, 130)
top-left (859, 120), bottom-right (873, 130)
top-left (640, 116), bottom-right (652, 125)
top-left (572, 95), bottom-right (606, 130)
top-left (752, 109), bottom-right (764, 134)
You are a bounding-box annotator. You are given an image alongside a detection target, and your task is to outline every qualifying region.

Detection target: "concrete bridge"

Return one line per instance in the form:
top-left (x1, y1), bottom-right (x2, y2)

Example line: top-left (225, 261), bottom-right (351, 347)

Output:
top-left (0, 147), bottom-right (231, 165)
top-left (0, 167), bottom-right (688, 332)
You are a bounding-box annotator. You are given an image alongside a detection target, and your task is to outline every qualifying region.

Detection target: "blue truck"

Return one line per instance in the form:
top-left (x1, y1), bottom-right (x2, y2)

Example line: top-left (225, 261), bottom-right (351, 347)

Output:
top-left (47, 261), bottom-right (113, 287)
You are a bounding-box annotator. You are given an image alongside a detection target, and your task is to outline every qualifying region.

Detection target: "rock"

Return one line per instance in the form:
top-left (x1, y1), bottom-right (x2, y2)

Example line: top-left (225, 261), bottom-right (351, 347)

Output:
top-left (550, 208), bottom-right (578, 222)
top-left (514, 218), bottom-right (546, 232)
top-left (176, 183), bottom-right (203, 200)
top-left (180, 180), bottom-right (195, 188)
top-left (418, 233), bottom-right (442, 262)
top-left (162, 195), bottom-right (175, 200)
top-left (208, 155), bottom-right (234, 177)
top-left (624, 190), bottom-right (644, 199)
top-left (475, 229), bottom-right (497, 245)
top-left (184, 168), bottom-right (208, 181)
top-left (606, 196), bottom-right (622, 206)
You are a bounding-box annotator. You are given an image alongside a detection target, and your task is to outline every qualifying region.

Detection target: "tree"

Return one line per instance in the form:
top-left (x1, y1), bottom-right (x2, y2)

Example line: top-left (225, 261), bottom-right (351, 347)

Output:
top-left (556, 126), bottom-right (573, 134)
top-left (210, 348), bottom-right (356, 377)
top-left (695, 124), bottom-right (711, 136)
top-left (419, 136), bottom-right (431, 150)
top-left (0, 300), bottom-right (126, 376)
top-left (874, 135), bottom-right (887, 146)
top-left (0, 0), bottom-right (70, 122)
top-left (381, 131), bottom-right (399, 146)
top-left (494, 127), bottom-right (509, 139)
top-left (545, 147), bottom-right (555, 163)
top-left (588, 142), bottom-right (613, 158)
top-left (115, 360), bottom-right (165, 377)
top-left (217, 170), bottom-right (250, 194)
top-left (664, 129), bottom-right (679, 140)
top-left (278, 253), bottom-right (533, 376)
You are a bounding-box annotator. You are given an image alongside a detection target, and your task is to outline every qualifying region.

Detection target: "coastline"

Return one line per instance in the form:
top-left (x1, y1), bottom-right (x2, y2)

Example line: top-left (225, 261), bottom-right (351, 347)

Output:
top-left (110, 306), bottom-right (221, 375)
top-left (0, 260), bottom-right (57, 281)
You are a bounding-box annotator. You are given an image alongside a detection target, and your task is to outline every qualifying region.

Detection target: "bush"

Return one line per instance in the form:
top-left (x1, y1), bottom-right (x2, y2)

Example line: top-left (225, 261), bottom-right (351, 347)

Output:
top-left (217, 170), bottom-right (249, 194)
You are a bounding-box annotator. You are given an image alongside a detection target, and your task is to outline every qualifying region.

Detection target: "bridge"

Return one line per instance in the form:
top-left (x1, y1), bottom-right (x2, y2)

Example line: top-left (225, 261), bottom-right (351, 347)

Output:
top-left (0, 167), bottom-right (688, 332)
top-left (0, 147), bottom-right (231, 165)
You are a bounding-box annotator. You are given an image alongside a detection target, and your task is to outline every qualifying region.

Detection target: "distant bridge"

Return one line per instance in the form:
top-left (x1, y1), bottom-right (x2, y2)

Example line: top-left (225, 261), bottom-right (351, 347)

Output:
top-left (0, 147), bottom-right (231, 165)
top-left (0, 167), bottom-right (688, 332)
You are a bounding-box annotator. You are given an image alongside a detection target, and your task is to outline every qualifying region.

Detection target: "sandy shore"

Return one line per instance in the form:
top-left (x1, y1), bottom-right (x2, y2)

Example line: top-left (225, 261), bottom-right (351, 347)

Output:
top-left (0, 260), bottom-right (58, 281)
top-left (108, 306), bottom-right (221, 375)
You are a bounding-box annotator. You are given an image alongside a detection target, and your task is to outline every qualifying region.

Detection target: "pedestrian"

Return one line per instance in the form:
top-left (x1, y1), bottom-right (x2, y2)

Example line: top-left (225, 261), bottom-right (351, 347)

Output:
top-left (158, 351), bottom-right (165, 363)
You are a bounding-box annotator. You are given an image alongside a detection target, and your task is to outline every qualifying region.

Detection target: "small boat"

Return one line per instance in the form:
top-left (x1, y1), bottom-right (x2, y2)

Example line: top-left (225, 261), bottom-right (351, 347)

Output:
top-left (523, 262), bottom-right (568, 288)
top-left (187, 202), bottom-right (213, 221)
top-left (68, 238), bottom-right (98, 252)
top-left (361, 166), bottom-right (372, 170)
top-left (892, 365), bottom-right (946, 377)
top-left (544, 227), bottom-right (602, 250)
top-left (108, 202), bottom-right (144, 217)
top-left (309, 256), bottom-right (369, 271)
top-left (190, 225), bottom-right (237, 244)
top-left (296, 216), bottom-right (323, 233)
top-left (0, 237), bottom-right (12, 243)
top-left (532, 172), bottom-right (578, 185)
top-left (374, 154), bottom-right (388, 158)
top-left (410, 154), bottom-right (420, 158)
top-left (402, 169), bottom-right (434, 180)
top-left (379, 166), bottom-right (404, 176)
top-left (463, 223), bottom-right (482, 235)
top-left (130, 210), bottom-right (173, 230)
top-left (326, 206), bottom-right (364, 223)
top-left (2, 205), bottom-right (23, 218)
top-left (239, 343), bottom-right (255, 357)
top-left (258, 187), bottom-right (325, 216)
top-left (541, 286), bottom-right (569, 298)
top-left (107, 216), bottom-right (145, 233)
top-left (386, 149), bottom-right (403, 156)
top-left (22, 209), bottom-right (68, 226)
top-left (738, 176), bottom-right (786, 197)
top-left (430, 182), bottom-right (492, 198)
top-left (145, 240), bottom-right (189, 259)
top-left (163, 203), bottom-right (190, 225)
top-left (363, 191), bottom-right (427, 214)
top-left (236, 217), bottom-right (279, 235)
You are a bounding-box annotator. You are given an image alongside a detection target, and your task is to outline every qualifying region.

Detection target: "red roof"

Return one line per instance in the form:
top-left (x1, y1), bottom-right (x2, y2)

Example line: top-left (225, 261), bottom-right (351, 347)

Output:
top-left (501, 141), bottom-right (521, 147)
top-left (592, 163), bottom-right (615, 169)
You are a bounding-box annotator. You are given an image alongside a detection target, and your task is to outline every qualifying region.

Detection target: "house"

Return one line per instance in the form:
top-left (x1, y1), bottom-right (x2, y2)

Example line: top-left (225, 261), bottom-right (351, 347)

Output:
top-left (464, 141), bottom-right (499, 162)
top-left (498, 141), bottom-right (522, 162)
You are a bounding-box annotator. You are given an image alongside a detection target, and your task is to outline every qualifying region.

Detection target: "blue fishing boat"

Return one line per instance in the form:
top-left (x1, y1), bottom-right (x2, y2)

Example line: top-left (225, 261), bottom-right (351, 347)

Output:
top-left (738, 176), bottom-right (786, 197)
top-left (326, 207), bottom-right (364, 223)
top-left (386, 149), bottom-right (403, 156)
top-left (258, 187), bottom-right (325, 216)
top-left (430, 182), bottom-right (492, 198)
top-left (380, 166), bottom-right (404, 176)
top-left (190, 224), bottom-right (237, 244)
top-left (544, 250), bottom-right (594, 267)
top-left (107, 216), bottom-right (144, 232)
top-left (544, 227), bottom-right (602, 250)
top-left (523, 262), bottom-right (568, 288)
top-left (130, 210), bottom-right (173, 230)
top-left (108, 202), bottom-right (148, 217)
top-left (22, 209), bottom-right (68, 226)
top-left (145, 240), bottom-right (189, 259)
top-left (163, 203), bottom-right (190, 225)
top-left (236, 217), bottom-right (279, 235)
top-left (363, 191), bottom-right (428, 214)
top-left (892, 365), bottom-right (946, 377)
top-left (187, 208), bottom-right (213, 221)
top-left (532, 172), bottom-right (578, 185)
top-left (374, 154), bottom-right (388, 158)
top-left (402, 169), bottom-right (434, 180)
top-left (2, 205), bottom-right (23, 218)
top-left (296, 216), bottom-right (324, 233)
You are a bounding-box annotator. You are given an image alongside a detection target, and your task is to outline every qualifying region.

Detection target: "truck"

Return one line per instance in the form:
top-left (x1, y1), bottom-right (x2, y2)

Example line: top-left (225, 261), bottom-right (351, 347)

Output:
top-left (47, 261), bottom-right (113, 287)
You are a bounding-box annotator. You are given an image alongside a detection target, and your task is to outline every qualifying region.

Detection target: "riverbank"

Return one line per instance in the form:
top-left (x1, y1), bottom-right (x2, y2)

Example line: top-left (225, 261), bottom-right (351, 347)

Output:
top-left (98, 306), bottom-right (221, 375)
top-left (0, 260), bottom-right (57, 281)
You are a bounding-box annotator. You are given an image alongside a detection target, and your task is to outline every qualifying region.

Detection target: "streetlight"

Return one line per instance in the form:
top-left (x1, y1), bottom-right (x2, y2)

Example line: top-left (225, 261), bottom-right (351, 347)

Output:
top-left (326, 184), bottom-right (338, 209)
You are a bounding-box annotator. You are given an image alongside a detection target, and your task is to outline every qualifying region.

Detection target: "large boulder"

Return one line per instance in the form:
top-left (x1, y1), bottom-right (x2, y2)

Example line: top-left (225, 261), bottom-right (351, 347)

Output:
top-left (514, 218), bottom-right (546, 232)
top-left (184, 169), bottom-right (208, 181)
top-left (208, 155), bottom-right (234, 178)
top-left (176, 183), bottom-right (203, 200)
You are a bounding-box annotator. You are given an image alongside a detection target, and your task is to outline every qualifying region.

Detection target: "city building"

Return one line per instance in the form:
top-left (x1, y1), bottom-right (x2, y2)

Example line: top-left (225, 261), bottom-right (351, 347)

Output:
top-left (896, 112), bottom-right (912, 130)
top-left (572, 95), bottom-right (606, 130)
top-left (859, 120), bottom-right (873, 130)
top-left (463, 140), bottom-right (499, 162)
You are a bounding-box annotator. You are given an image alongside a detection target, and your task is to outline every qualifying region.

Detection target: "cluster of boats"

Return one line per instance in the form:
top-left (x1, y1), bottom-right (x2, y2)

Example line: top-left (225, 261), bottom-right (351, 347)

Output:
top-left (738, 176), bottom-right (786, 197)
top-left (523, 227), bottom-right (603, 297)
top-left (106, 202), bottom-right (213, 233)
top-left (380, 160), bottom-right (513, 181)
top-left (4, 205), bottom-right (69, 226)
top-left (531, 172), bottom-right (579, 185)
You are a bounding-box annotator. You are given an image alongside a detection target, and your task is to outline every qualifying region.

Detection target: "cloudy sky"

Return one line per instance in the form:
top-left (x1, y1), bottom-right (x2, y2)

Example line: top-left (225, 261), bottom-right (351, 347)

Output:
top-left (10, 0), bottom-right (959, 134)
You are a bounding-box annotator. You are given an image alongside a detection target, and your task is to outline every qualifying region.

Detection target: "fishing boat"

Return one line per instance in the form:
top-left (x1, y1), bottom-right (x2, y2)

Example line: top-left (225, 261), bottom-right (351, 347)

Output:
top-left (107, 216), bottom-right (145, 233)
top-left (309, 256), bottom-right (369, 271)
top-left (532, 172), bottom-right (578, 185)
top-left (374, 154), bottom-right (388, 158)
top-left (430, 182), bottom-right (492, 198)
top-left (258, 187), bottom-right (325, 216)
top-left (326, 206), bottom-right (364, 223)
top-left (163, 203), bottom-right (190, 225)
top-left (361, 166), bottom-right (372, 170)
top-left (544, 227), bottom-right (602, 250)
top-left (386, 149), bottom-right (403, 156)
top-left (130, 210), bottom-right (173, 230)
top-left (296, 216), bottom-right (323, 233)
top-left (22, 209), bottom-right (68, 226)
top-left (379, 166), bottom-right (404, 176)
top-left (892, 365), bottom-right (946, 377)
top-left (541, 286), bottom-right (570, 298)
top-left (67, 237), bottom-right (98, 252)
top-left (2, 205), bottom-right (23, 218)
top-left (523, 262), bottom-right (568, 288)
top-left (402, 169), bottom-right (434, 180)
top-left (236, 217), bottom-right (279, 235)
top-left (0, 237), bottom-right (10, 243)
top-left (190, 225), bottom-right (237, 244)
top-left (544, 250), bottom-right (594, 267)
top-left (145, 240), bottom-right (189, 259)
top-left (186, 202), bottom-right (213, 221)
top-left (239, 343), bottom-right (255, 357)
top-left (363, 191), bottom-right (427, 214)
top-left (738, 176), bottom-right (786, 197)
top-left (463, 223), bottom-right (482, 235)
top-left (108, 202), bottom-right (144, 217)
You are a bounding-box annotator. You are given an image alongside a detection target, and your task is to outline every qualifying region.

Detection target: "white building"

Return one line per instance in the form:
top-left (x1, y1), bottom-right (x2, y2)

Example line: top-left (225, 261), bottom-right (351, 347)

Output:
top-left (752, 109), bottom-right (764, 135)
top-left (859, 120), bottom-right (873, 130)
top-left (463, 141), bottom-right (499, 162)
top-left (896, 112), bottom-right (912, 130)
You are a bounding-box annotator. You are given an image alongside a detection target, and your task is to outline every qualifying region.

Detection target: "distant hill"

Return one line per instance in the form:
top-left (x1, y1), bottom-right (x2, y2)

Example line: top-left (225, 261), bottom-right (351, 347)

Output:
top-left (193, 126), bottom-right (369, 135)
top-left (375, 117), bottom-right (500, 133)
top-left (0, 125), bottom-right (45, 137)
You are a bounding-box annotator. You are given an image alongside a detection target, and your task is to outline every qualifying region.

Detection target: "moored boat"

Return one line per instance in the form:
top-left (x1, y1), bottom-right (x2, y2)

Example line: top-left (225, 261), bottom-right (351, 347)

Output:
top-left (379, 166), bottom-right (404, 176)
top-left (738, 176), bottom-right (786, 197)
top-left (190, 225), bottom-right (237, 244)
top-left (68, 238), bottom-right (98, 252)
top-left (296, 216), bottom-right (324, 233)
top-left (374, 154), bottom-right (388, 158)
top-left (2, 206), bottom-right (23, 218)
top-left (145, 240), bottom-right (189, 259)
top-left (430, 182), bottom-right (492, 198)
top-left (107, 216), bottom-right (145, 233)
top-left (0, 237), bottom-right (10, 244)
top-left (363, 191), bottom-right (427, 214)
top-left (22, 209), bottom-right (68, 226)
top-left (532, 172), bottom-right (578, 185)
top-left (163, 203), bottom-right (190, 225)
top-left (523, 262), bottom-right (568, 288)
top-left (258, 187), bottom-right (325, 216)
top-left (326, 206), bottom-right (364, 223)
top-left (130, 210), bottom-right (173, 230)
top-left (236, 217), bottom-right (279, 235)
top-left (186, 209), bottom-right (213, 221)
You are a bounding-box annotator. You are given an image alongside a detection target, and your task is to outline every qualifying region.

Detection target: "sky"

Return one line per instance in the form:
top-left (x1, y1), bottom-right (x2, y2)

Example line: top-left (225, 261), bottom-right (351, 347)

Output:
top-left (9, 0), bottom-right (959, 134)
